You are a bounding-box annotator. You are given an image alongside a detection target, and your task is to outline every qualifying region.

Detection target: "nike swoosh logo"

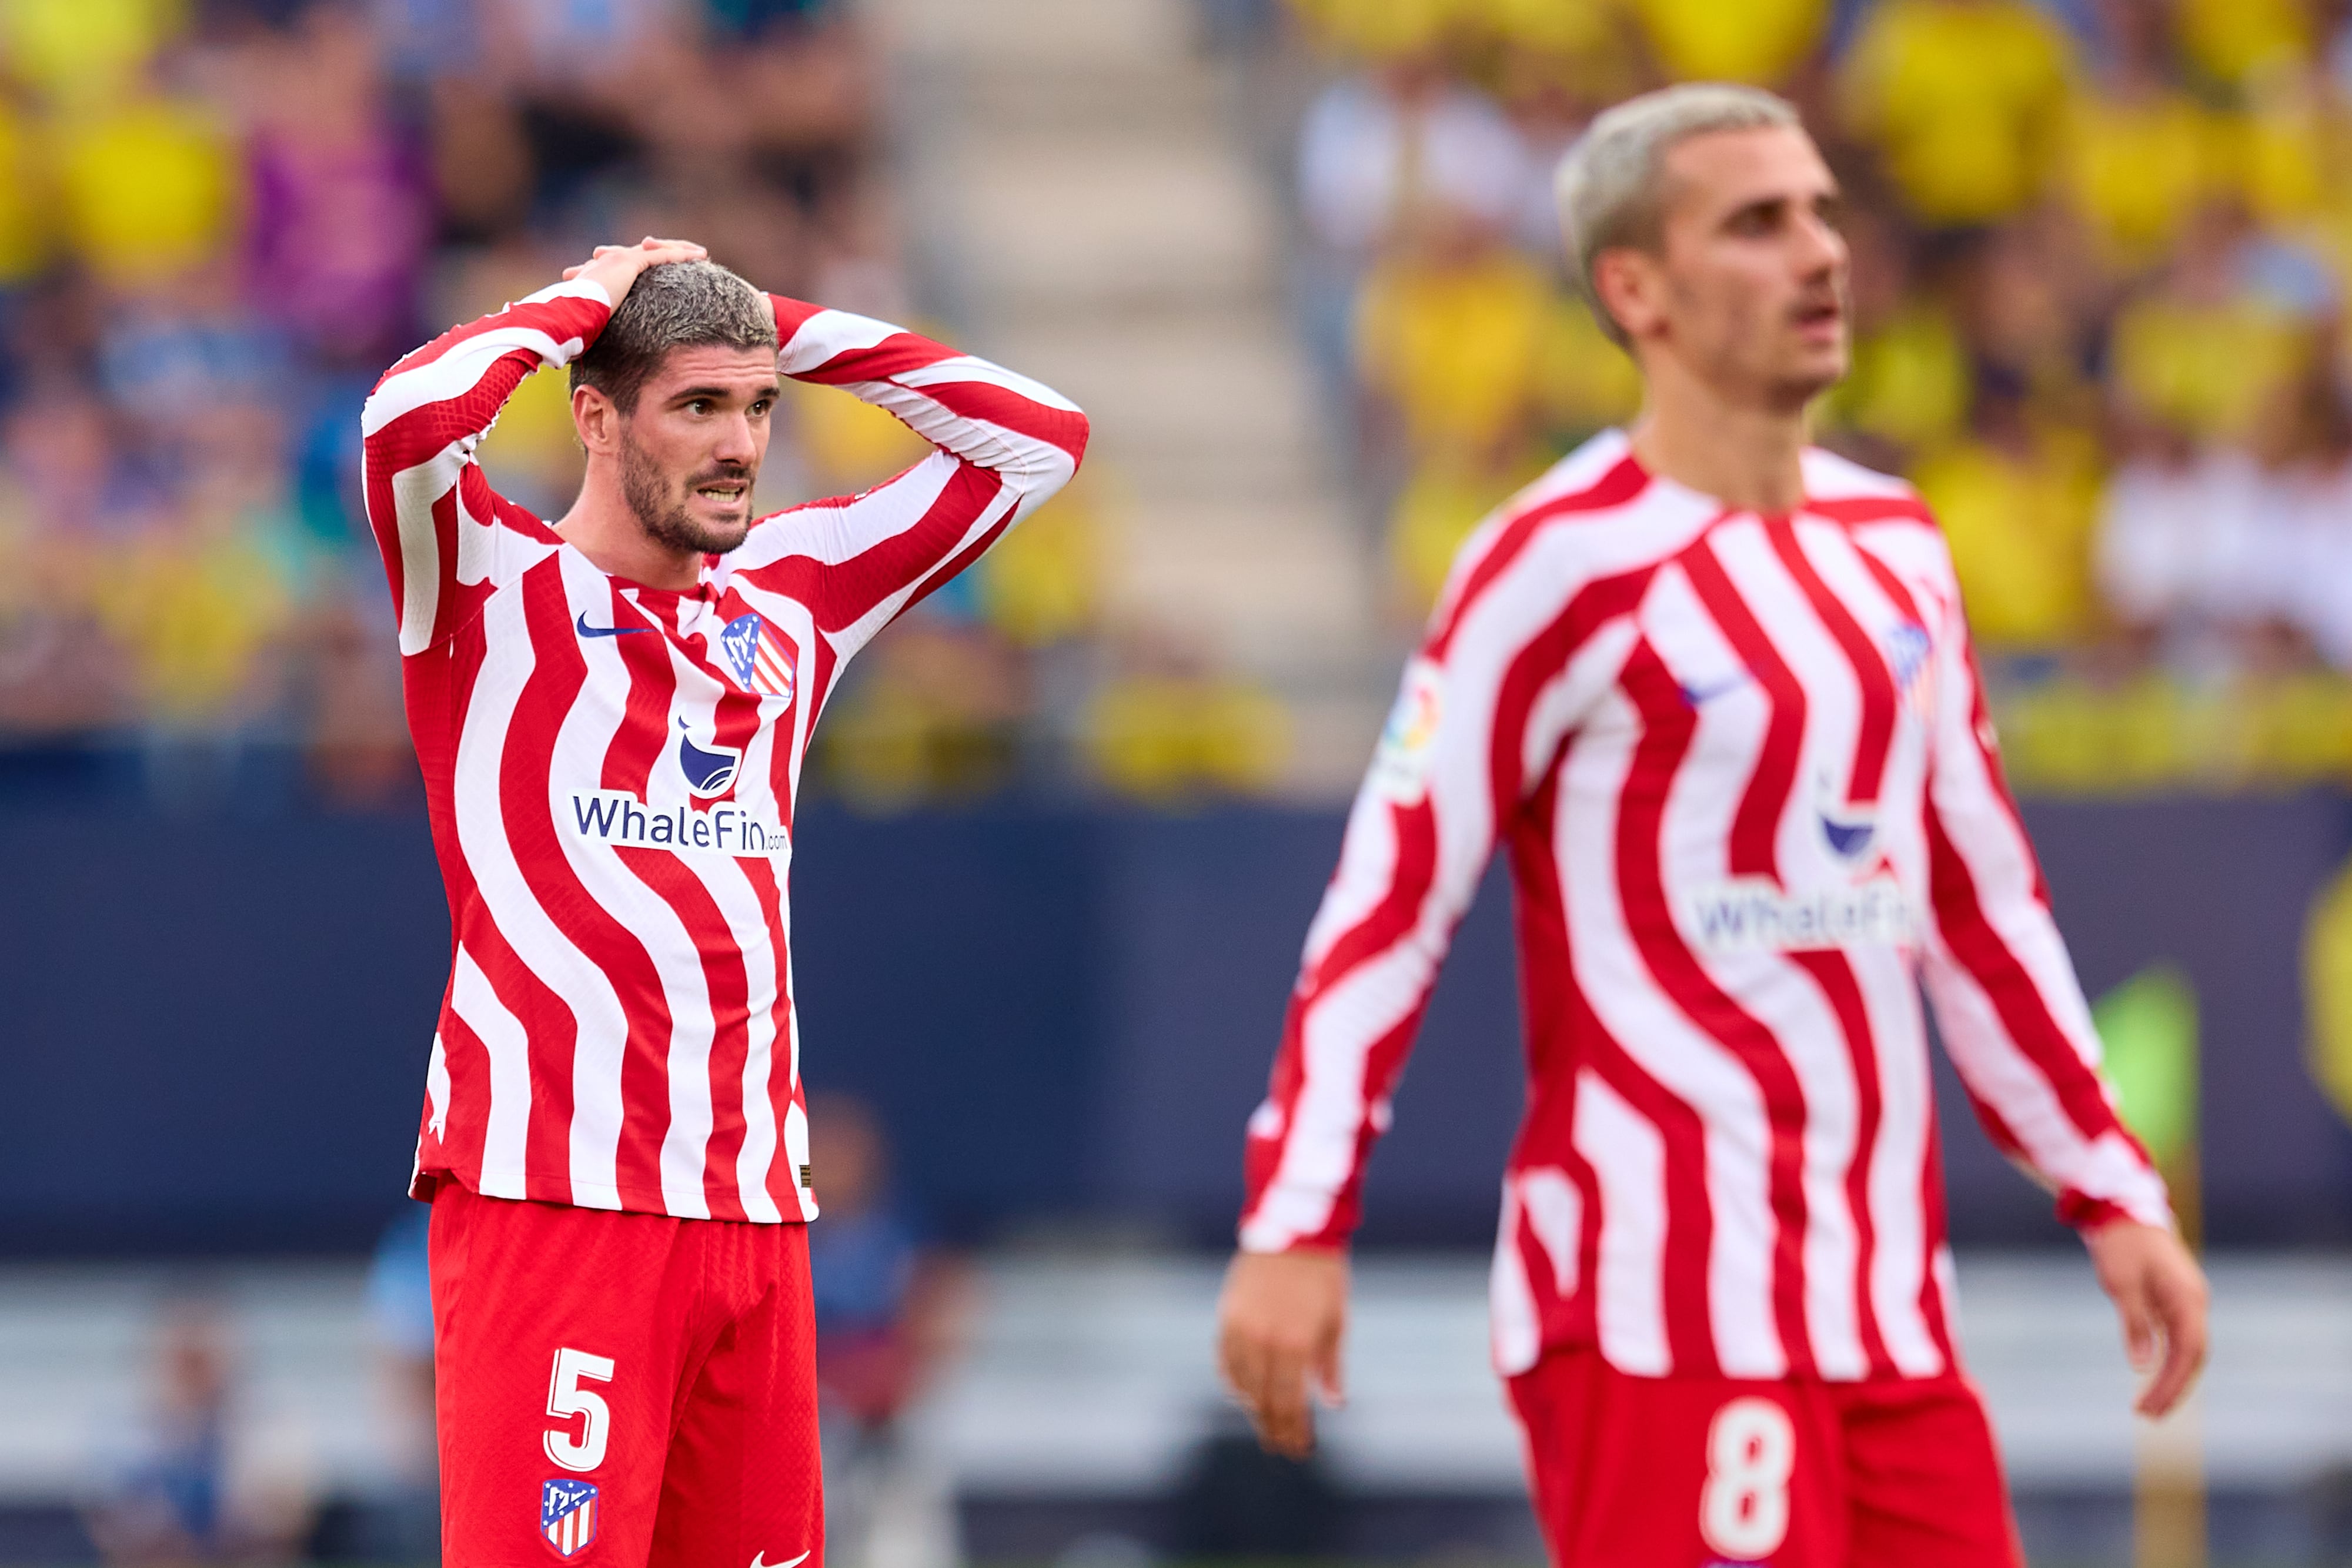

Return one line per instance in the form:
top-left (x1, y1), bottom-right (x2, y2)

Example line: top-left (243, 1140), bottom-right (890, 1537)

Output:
top-left (577, 611), bottom-right (652, 638)
top-left (750, 1554), bottom-right (810, 1568)
top-left (1679, 673), bottom-right (1749, 706)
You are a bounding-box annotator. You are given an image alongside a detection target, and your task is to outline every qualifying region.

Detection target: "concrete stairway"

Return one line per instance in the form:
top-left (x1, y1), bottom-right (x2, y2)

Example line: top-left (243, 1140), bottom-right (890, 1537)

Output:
top-left (867, 0), bottom-right (1387, 794)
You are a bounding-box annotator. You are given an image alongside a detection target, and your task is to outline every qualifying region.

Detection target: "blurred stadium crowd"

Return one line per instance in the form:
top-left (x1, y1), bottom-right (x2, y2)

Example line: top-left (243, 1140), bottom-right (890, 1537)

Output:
top-left (8, 0), bottom-right (2352, 807)
top-left (0, 0), bottom-right (1207, 810)
top-left (1286, 0), bottom-right (2352, 793)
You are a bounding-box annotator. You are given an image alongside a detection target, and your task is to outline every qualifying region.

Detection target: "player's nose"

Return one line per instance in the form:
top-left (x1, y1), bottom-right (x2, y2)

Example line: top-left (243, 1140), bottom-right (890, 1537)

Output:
top-left (711, 411), bottom-right (759, 464)
top-left (1795, 209), bottom-right (1847, 278)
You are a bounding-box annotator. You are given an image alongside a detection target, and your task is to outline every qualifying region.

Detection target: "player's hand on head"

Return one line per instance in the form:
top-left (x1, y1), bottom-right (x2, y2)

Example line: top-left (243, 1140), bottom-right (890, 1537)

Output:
top-left (2084, 1219), bottom-right (2209, 1419)
top-left (564, 236), bottom-right (710, 299)
top-left (1215, 1247), bottom-right (1349, 1460)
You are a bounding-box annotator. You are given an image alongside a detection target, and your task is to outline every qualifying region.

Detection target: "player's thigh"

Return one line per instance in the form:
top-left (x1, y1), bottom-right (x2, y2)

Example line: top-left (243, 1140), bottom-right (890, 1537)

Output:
top-left (431, 1185), bottom-right (701, 1567)
top-left (648, 1222), bottom-right (824, 1568)
top-left (1509, 1352), bottom-right (1845, 1568)
top-left (1839, 1376), bottom-right (2023, 1568)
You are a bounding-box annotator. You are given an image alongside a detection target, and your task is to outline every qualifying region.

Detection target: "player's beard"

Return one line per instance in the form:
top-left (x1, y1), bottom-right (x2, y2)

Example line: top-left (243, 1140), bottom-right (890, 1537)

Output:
top-left (619, 427), bottom-right (756, 557)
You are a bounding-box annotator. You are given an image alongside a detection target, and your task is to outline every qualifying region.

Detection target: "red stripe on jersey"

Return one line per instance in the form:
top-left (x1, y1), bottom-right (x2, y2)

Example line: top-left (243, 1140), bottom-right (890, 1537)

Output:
top-left (1917, 1114), bottom-right (1960, 1366)
top-left (1428, 456), bottom-right (1649, 661)
top-left (370, 349), bottom-right (544, 473)
top-left (462, 917), bottom-right (578, 1206)
top-left (1923, 810), bottom-right (2137, 1151)
top-left (1769, 519), bottom-right (1897, 805)
top-left (1616, 638), bottom-right (1815, 1377)
top-left (917, 380), bottom-right (1091, 463)
top-left (1802, 493), bottom-right (1936, 529)
top-left (433, 1009), bottom-right (493, 1179)
top-left (788, 330), bottom-right (960, 387)
top-left (377, 291), bottom-right (610, 386)
top-left (1508, 769), bottom-right (1605, 1355)
top-left (1786, 947), bottom-right (1895, 1376)
top-left (1488, 570), bottom-right (1653, 820)
top-left (1679, 533), bottom-right (1804, 878)
top-left (767, 294), bottom-right (824, 346)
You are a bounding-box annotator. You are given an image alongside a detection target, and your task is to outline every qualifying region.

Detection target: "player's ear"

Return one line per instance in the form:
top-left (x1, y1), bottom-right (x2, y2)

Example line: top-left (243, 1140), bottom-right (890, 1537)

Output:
top-left (1593, 246), bottom-right (1664, 346)
top-left (573, 383), bottom-right (620, 456)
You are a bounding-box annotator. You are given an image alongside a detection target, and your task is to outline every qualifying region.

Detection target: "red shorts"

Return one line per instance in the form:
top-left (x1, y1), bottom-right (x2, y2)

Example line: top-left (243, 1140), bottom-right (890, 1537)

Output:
top-left (1508, 1350), bottom-right (2023, 1568)
top-left (429, 1183), bottom-right (824, 1567)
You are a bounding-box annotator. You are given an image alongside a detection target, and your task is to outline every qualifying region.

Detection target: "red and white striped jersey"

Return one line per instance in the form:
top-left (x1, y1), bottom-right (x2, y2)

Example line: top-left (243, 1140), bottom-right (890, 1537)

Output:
top-left (1239, 430), bottom-right (2169, 1384)
top-left (362, 278), bottom-right (1087, 1223)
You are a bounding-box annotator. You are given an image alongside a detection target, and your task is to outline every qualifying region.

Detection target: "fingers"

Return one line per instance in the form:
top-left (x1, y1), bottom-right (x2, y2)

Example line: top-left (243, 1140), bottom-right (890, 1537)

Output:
top-left (2112, 1275), bottom-right (2157, 1374)
top-left (1217, 1318), bottom-right (1316, 1459)
top-left (2135, 1268), bottom-right (2211, 1420)
top-left (1314, 1321), bottom-right (1347, 1410)
top-left (1252, 1343), bottom-right (1317, 1459)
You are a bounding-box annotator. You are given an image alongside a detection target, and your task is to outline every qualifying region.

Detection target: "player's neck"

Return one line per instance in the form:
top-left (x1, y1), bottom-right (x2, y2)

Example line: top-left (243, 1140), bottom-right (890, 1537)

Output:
top-left (554, 466), bottom-right (705, 593)
top-left (1628, 369), bottom-right (1810, 517)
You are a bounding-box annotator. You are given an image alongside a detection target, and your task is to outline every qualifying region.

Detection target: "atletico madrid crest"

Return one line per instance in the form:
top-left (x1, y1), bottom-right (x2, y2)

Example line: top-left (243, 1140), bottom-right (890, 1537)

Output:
top-left (541, 1477), bottom-right (600, 1558)
top-left (719, 613), bottom-right (796, 703)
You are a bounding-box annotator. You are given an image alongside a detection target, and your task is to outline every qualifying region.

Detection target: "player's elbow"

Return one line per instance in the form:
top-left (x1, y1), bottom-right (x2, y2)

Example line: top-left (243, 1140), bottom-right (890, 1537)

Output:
top-left (1005, 410), bottom-right (1088, 504)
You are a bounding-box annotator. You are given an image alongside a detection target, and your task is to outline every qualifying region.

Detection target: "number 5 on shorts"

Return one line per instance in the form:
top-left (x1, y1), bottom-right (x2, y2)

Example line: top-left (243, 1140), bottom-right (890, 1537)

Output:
top-left (545, 1347), bottom-right (616, 1472)
top-left (1700, 1396), bottom-right (1795, 1560)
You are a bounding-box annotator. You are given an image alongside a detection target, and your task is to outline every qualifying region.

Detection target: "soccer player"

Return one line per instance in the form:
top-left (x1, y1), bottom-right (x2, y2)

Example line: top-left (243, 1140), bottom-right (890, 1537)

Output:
top-left (1216, 87), bottom-right (2207, 1566)
top-left (359, 236), bottom-right (1086, 1566)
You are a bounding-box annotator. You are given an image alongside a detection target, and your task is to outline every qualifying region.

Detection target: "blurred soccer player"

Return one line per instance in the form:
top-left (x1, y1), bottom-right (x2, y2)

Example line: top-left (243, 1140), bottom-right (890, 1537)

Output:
top-left (1218, 87), bottom-right (2205, 1567)
top-left (359, 238), bottom-right (1085, 1566)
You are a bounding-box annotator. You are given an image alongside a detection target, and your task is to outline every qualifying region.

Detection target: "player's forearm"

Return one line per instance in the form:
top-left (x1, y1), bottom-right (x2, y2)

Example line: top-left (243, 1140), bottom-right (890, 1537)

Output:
top-left (766, 295), bottom-right (1090, 502)
top-left (361, 279), bottom-right (615, 469)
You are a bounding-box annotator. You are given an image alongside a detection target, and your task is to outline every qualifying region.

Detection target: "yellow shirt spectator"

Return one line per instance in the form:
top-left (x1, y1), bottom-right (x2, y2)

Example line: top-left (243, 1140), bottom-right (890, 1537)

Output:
top-left (1913, 424), bottom-right (2102, 647)
top-left (2063, 91), bottom-right (2231, 265)
top-left (2109, 290), bottom-right (2305, 444)
top-left (1539, 297), bottom-right (1643, 438)
top-left (1290, 0), bottom-right (1453, 59)
top-left (1818, 303), bottom-right (1972, 453)
top-left (1839, 0), bottom-right (2072, 228)
top-left (2, 0), bottom-right (183, 108)
top-left (1355, 239), bottom-right (1558, 459)
top-left (54, 93), bottom-right (235, 285)
top-left (2233, 88), bottom-right (2346, 228)
top-left (0, 100), bottom-right (49, 285)
top-left (1628, 0), bottom-right (1828, 87)
top-left (2175, 0), bottom-right (2308, 91)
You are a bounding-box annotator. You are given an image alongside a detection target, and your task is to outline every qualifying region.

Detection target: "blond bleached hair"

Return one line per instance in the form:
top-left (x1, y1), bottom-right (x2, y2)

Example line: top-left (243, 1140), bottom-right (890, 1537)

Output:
top-left (1555, 83), bottom-right (1803, 347)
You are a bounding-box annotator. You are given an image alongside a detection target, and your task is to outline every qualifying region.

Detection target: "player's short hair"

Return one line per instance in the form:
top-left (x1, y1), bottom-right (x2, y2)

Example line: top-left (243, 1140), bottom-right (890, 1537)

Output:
top-left (569, 259), bottom-right (774, 414)
top-left (1555, 83), bottom-right (1804, 347)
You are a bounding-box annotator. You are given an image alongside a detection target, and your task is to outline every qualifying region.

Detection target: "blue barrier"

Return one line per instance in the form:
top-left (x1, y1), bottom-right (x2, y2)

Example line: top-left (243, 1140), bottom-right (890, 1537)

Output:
top-left (3, 787), bottom-right (2348, 1253)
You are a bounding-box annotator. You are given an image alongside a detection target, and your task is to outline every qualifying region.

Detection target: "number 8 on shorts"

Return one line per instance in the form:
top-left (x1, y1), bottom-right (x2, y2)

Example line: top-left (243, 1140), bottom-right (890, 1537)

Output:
top-left (1700, 1396), bottom-right (1796, 1560)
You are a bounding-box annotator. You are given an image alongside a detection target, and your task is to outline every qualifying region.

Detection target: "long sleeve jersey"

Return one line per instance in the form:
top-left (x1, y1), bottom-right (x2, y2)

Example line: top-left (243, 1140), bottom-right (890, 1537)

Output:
top-left (1239, 431), bottom-right (2168, 1384)
top-left (361, 278), bottom-right (1087, 1223)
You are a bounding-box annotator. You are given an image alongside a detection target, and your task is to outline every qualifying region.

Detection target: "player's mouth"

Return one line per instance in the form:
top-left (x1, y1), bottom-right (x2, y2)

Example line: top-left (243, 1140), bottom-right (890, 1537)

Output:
top-left (690, 476), bottom-right (751, 507)
top-left (1792, 297), bottom-right (1843, 342)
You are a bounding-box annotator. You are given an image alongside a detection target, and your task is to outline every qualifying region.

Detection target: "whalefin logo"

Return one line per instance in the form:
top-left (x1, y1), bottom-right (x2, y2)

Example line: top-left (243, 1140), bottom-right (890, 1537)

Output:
top-left (676, 717), bottom-right (741, 798)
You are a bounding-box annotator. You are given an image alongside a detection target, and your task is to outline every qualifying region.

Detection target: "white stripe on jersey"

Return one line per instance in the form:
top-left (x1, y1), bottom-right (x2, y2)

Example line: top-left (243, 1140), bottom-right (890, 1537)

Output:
top-left (452, 944), bottom-right (532, 1199)
top-left (1574, 1069), bottom-right (1671, 1377)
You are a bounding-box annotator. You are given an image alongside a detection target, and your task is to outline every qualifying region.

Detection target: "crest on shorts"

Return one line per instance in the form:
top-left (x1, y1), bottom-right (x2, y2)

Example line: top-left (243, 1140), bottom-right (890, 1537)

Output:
top-left (541, 1477), bottom-right (600, 1558)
